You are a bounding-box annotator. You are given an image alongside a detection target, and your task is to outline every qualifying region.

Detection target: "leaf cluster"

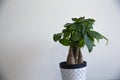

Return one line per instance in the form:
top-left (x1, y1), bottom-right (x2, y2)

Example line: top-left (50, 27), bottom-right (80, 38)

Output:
top-left (53, 17), bottom-right (108, 52)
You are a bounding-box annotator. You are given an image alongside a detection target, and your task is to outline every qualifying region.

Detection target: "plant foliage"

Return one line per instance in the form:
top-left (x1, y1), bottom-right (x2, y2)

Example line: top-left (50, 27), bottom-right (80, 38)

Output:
top-left (53, 17), bottom-right (108, 52)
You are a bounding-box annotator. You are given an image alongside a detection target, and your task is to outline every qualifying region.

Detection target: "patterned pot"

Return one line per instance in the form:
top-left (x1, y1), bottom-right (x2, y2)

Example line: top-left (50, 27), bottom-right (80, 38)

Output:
top-left (59, 61), bottom-right (87, 80)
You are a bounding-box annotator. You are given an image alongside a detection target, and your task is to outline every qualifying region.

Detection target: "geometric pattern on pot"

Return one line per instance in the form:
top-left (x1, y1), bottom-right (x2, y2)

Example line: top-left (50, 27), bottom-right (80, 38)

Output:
top-left (60, 67), bottom-right (87, 80)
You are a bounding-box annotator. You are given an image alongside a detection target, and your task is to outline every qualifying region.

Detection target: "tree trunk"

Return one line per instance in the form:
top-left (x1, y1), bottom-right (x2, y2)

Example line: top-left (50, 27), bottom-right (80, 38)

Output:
top-left (73, 47), bottom-right (79, 64)
top-left (67, 46), bottom-right (83, 64)
top-left (67, 46), bottom-right (75, 64)
top-left (78, 48), bottom-right (83, 64)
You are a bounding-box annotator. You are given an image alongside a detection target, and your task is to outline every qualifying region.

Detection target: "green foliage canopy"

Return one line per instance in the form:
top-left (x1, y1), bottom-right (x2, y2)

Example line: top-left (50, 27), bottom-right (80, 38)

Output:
top-left (53, 17), bottom-right (108, 52)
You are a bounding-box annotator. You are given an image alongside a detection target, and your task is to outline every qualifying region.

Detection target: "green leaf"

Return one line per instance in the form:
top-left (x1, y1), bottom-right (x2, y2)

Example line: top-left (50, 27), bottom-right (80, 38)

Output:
top-left (78, 17), bottom-right (85, 21)
top-left (88, 23), bottom-right (93, 29)
top-left (86, 18), bottom-right (95, 23)
top-left (78, 39), bottom-right (85, 47)
top-left (53, 33), bottom-right (62, 42)
top-left (59, 38), bottom-right (70, 46)
top-left (72, 17), bottom-right (85, 23)
top-left (72, 18), bottom-right (79, 22)
top-left (84, 34), bottom-right (93, 52)
top-left (69, 23), bottom-right (82, 32)
top-left (63, 30), bottom-right (71, 39)
top-left (64, 23), bottom-right (72, 27)
top-left (81, 21), bottom-right (89, 36)
top-left (67, 24), bottom-right (76, 30)
top-left (87, 32), bottom-right (94, 42)
top-left (75, 23), bottom-right (82, 32)
top-left (71, 32), bottom-right (82, 42)
top-left (82, 26), bottom-right (86, 36)
top-left (88, 30), bottom-right (108, 45)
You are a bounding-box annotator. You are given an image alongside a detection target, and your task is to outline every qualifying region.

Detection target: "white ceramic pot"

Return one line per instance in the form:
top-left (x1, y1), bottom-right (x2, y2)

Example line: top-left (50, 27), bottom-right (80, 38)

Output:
top-left (59, 61), bottom-right (87, 80)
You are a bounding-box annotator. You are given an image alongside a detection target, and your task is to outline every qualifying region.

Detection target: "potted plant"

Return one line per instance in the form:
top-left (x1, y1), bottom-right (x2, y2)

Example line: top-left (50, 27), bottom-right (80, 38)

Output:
top-left (53, 17), bottom-right (108, 80)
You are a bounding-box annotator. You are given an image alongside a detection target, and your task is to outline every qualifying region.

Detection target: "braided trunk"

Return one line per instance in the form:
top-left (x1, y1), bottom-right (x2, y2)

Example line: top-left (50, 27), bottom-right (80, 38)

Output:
top-left (67, 46), bottom-right (83, 64)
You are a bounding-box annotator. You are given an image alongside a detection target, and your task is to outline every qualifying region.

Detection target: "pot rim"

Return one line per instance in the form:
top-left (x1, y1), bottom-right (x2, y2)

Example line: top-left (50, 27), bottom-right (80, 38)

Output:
top-left (59, 61), bottom-right (87, 69)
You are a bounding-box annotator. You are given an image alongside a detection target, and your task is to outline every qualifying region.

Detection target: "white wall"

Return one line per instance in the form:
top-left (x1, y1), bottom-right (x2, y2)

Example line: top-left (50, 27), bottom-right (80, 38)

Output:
top-left (0, 0), bottom-right (120, 80)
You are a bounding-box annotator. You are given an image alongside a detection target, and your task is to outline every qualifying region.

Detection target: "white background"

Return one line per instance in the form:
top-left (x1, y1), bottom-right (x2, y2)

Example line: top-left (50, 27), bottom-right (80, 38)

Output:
top-left (0, 0), bottom-right (120, 80)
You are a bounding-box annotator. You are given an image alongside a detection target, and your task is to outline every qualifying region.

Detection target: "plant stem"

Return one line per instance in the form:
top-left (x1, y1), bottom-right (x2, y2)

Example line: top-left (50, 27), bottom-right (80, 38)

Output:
top-left (78, 48), bottom-right (83, 64)
top-left (67, 46), bottom-right (75, 64)
top-left (73, 47), bottom-right (79, 64)
top-left (67, 46), bottom-right (83, 64)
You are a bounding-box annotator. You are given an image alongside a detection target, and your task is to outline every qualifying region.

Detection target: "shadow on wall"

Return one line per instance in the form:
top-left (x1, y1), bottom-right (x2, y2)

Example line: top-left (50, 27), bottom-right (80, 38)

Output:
top-left (0, 0), bottom-right (3, 5)
top-left (0, 0), bottom-right (3, 11)
top-left (117, 72), bottom-right (120, 80)
top-left (0, 0), bottom-right (6, 11)
top-left (116, 0), bottom-right (120, 9)
top-left (116, 0), bottom-right (120, 79)
top-left (0, 70), bottom-right (5, 80)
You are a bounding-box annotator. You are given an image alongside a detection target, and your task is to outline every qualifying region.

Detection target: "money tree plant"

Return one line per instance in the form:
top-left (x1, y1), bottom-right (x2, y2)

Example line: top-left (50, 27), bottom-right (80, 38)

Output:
top-left (53, 17), bottom-right (108, 64)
